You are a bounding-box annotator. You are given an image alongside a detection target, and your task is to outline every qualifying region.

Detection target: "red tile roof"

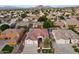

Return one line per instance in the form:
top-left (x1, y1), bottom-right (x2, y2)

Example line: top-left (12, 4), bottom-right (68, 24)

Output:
top-left (27, 29), bottom-right (49, 40)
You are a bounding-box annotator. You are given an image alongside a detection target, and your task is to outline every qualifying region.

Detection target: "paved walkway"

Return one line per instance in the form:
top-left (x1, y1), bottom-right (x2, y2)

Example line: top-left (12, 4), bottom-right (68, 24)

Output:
top-left (53, 43), bottom-right (77, 54)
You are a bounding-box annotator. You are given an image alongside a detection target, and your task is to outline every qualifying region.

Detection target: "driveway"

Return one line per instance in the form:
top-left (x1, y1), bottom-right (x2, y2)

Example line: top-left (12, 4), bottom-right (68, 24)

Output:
top-left (22, 44), bottom-right (37, 54)
top-left (22, 40), bottom-right (38, 54)
top-left (53, 43), bottom-right (77, 54)
top-left (0, 40), bottom-right (8, 51)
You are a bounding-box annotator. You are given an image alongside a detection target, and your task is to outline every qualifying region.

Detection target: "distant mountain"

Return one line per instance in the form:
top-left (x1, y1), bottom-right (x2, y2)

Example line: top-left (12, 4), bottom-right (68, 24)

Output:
top-left (33, 5), bottom-right (52, 9)
top-left (0, 6), bottom-right (24, 10)
top-left (35, 5), bottom-right (79, 8)
top-left (0, 5), bottom-right (79, 10)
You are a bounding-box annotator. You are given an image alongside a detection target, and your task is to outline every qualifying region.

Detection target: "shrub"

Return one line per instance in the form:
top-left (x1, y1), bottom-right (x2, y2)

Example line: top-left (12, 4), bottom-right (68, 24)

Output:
top-left (74, 48), bottom-right (79, 53)
top-left (72, 45), bottom-right (77, 48)
top-left (0, 24), bottom-right (10, 31)
top-left (43, 38), bottom-right (50, 48)
top-left (2, 45), bottom-right (14, 53)
top-left (42, 48), bottom-right (53, 53)
top-left (59, 15), bottom-right (65, 20)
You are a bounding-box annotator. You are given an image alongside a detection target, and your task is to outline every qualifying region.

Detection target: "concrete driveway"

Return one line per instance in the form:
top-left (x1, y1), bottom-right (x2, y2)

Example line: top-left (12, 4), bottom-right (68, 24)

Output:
top-left (0, 40), bottom-right (8, 51)
top-left (22, 40), bottom-right (38, 54)
top-left (53, 43), bottom-right (77, 54)
top-left (22, 44), bottom-right (37, 54)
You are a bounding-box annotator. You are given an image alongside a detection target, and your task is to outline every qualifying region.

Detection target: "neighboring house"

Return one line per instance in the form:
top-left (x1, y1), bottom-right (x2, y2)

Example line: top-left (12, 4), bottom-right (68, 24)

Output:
top-left (23, 17), bottom-right (29, 22)
top-left (47, 15), bottom-right (56, 22)
top-left (10, 18), bottom-right (18, 23)
top-left (39, 11), bottom-right (44, 17)
top-left (16, 21), bottom-right (29, 29)
top-left (3, 14), bottom-right (12, 22)
top-left (54, 20), bottom-right (65, 29)
top-left (63, 17), bottom-right (79, 28)
top-left (1, 29), bottom-right (25, 46)
top-left (0, 29), bottom-right (25, 53)
top-left (64, 12), bottom-right (71, 16)
top-left (32, 22), bottom-right (43, 28)
top-left (74, 28), bottom-right (79, 32)
top-left (52, 29), bottom-right (79, 44)
top-left (9, 22), bottom-right (16, 28)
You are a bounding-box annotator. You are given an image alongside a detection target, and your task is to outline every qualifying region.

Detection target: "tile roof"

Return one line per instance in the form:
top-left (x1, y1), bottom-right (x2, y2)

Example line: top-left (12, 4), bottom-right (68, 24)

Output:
top-left (27, 29), bottom-right (49, 40)
top-left (52, 30), bottom-right (79, 40)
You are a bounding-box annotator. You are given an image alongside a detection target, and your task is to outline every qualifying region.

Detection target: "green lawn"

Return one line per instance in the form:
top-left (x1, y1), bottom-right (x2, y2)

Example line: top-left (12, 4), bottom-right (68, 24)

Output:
top-left (2, 45), bottom-right (14, 53)
top-left (42, 48), bottom-right (53, 53)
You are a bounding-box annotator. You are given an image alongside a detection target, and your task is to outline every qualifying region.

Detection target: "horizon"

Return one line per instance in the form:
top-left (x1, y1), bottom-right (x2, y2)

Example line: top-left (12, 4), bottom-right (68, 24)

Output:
top-left (0, 5), bottom-right (78, 8)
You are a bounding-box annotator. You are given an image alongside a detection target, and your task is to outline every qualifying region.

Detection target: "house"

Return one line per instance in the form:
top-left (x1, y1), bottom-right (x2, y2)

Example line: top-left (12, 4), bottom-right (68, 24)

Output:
top-left (16, 21), bottom-right (29, 29)
top-left (0, 29), bottom-right (25, 46)
top-left (54, 20), bottom-right (65, 29)
top-left (47, 15), bottom-right (57, 22)
top-left (26, 28), bottom-right (49, 45)
top-left (0, 28), bottom-right (25, 53)
top-left (32, 22), bottom-right (43, 28)
top-left (23, 17), bottom-right (29, 22)
top-left (74, 28), bottom-right (79, 32)
top-left (52, 29), bottom-right (79, 44)
top-left (63, 17), bottom-right (79, 28)
top-left (10, 18), bottom-right (18, 23)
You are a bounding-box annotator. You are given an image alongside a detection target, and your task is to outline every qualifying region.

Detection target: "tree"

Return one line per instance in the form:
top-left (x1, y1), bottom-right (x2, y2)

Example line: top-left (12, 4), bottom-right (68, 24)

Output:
top-left (44, 12), bottom-right (48, 16)
top-left (66, 14), bottom-right (70, 18)
top-left (38, 16), bottom-right (47, 22)
top-left (21, 13), bottom-right (27, 18)
top-left (38, 15), bottom-right (55, 28)
top-left (59, 15), bottom-right (65, 20)
top-left (43, 20), bottom-right (54, 28)
top-left (43, 20), bottom-right (50, 28)
top-left (76, 16), bottom-right (79, 21)
top-left (68, 25), bottom-right (76, 30)
top-left (0, 24), bottom-right (10, 31)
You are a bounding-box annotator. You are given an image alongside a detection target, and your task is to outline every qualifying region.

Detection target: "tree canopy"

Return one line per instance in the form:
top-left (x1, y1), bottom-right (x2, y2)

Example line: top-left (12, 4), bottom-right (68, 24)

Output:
top-left (43, 20), bottom-right (54, 28)
top-left (38, 15), bottom-right (55, 28)
top-left (0, 24), bottom-right (10, 31)
top-left (59, 15), bottom-right (65, 20)
top-left (21, 13), bottom-right (27, 18)
top-left (38, 16), bottom-right (48, 22)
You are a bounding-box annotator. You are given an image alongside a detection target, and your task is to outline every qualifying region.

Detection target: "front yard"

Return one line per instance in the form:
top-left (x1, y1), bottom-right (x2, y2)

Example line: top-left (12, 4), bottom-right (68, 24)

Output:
top-left (37, 38), bottom-right (54, 53)
top-left (42, 48), bottom-right (54, 53)
top-left (72, 45), bottom-right (79, 53)
top-left (2, 45), bottom-right (14, 53)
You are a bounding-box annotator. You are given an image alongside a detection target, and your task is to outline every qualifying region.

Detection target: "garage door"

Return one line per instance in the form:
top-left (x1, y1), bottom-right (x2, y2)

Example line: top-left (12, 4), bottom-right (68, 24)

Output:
top-left (26, 39), bottom-right (38, 44)
top-left (56, 39), bottom-right (69, 44)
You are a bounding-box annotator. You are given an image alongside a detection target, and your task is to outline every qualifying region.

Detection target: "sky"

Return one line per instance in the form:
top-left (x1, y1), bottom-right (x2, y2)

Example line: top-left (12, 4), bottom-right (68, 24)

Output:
top-left (0, 0), bottom-right (79, 6)
top-left (0, 0), bottom-right (79, 8)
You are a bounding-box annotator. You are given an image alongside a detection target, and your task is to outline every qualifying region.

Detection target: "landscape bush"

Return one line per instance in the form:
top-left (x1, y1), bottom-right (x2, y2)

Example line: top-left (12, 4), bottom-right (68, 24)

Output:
top-left (42, 48), bottom-right (53, 53)
top-left (74, 48), bottom-right (79, 53)
top-left (2, 45), bottom-right (14, 53)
